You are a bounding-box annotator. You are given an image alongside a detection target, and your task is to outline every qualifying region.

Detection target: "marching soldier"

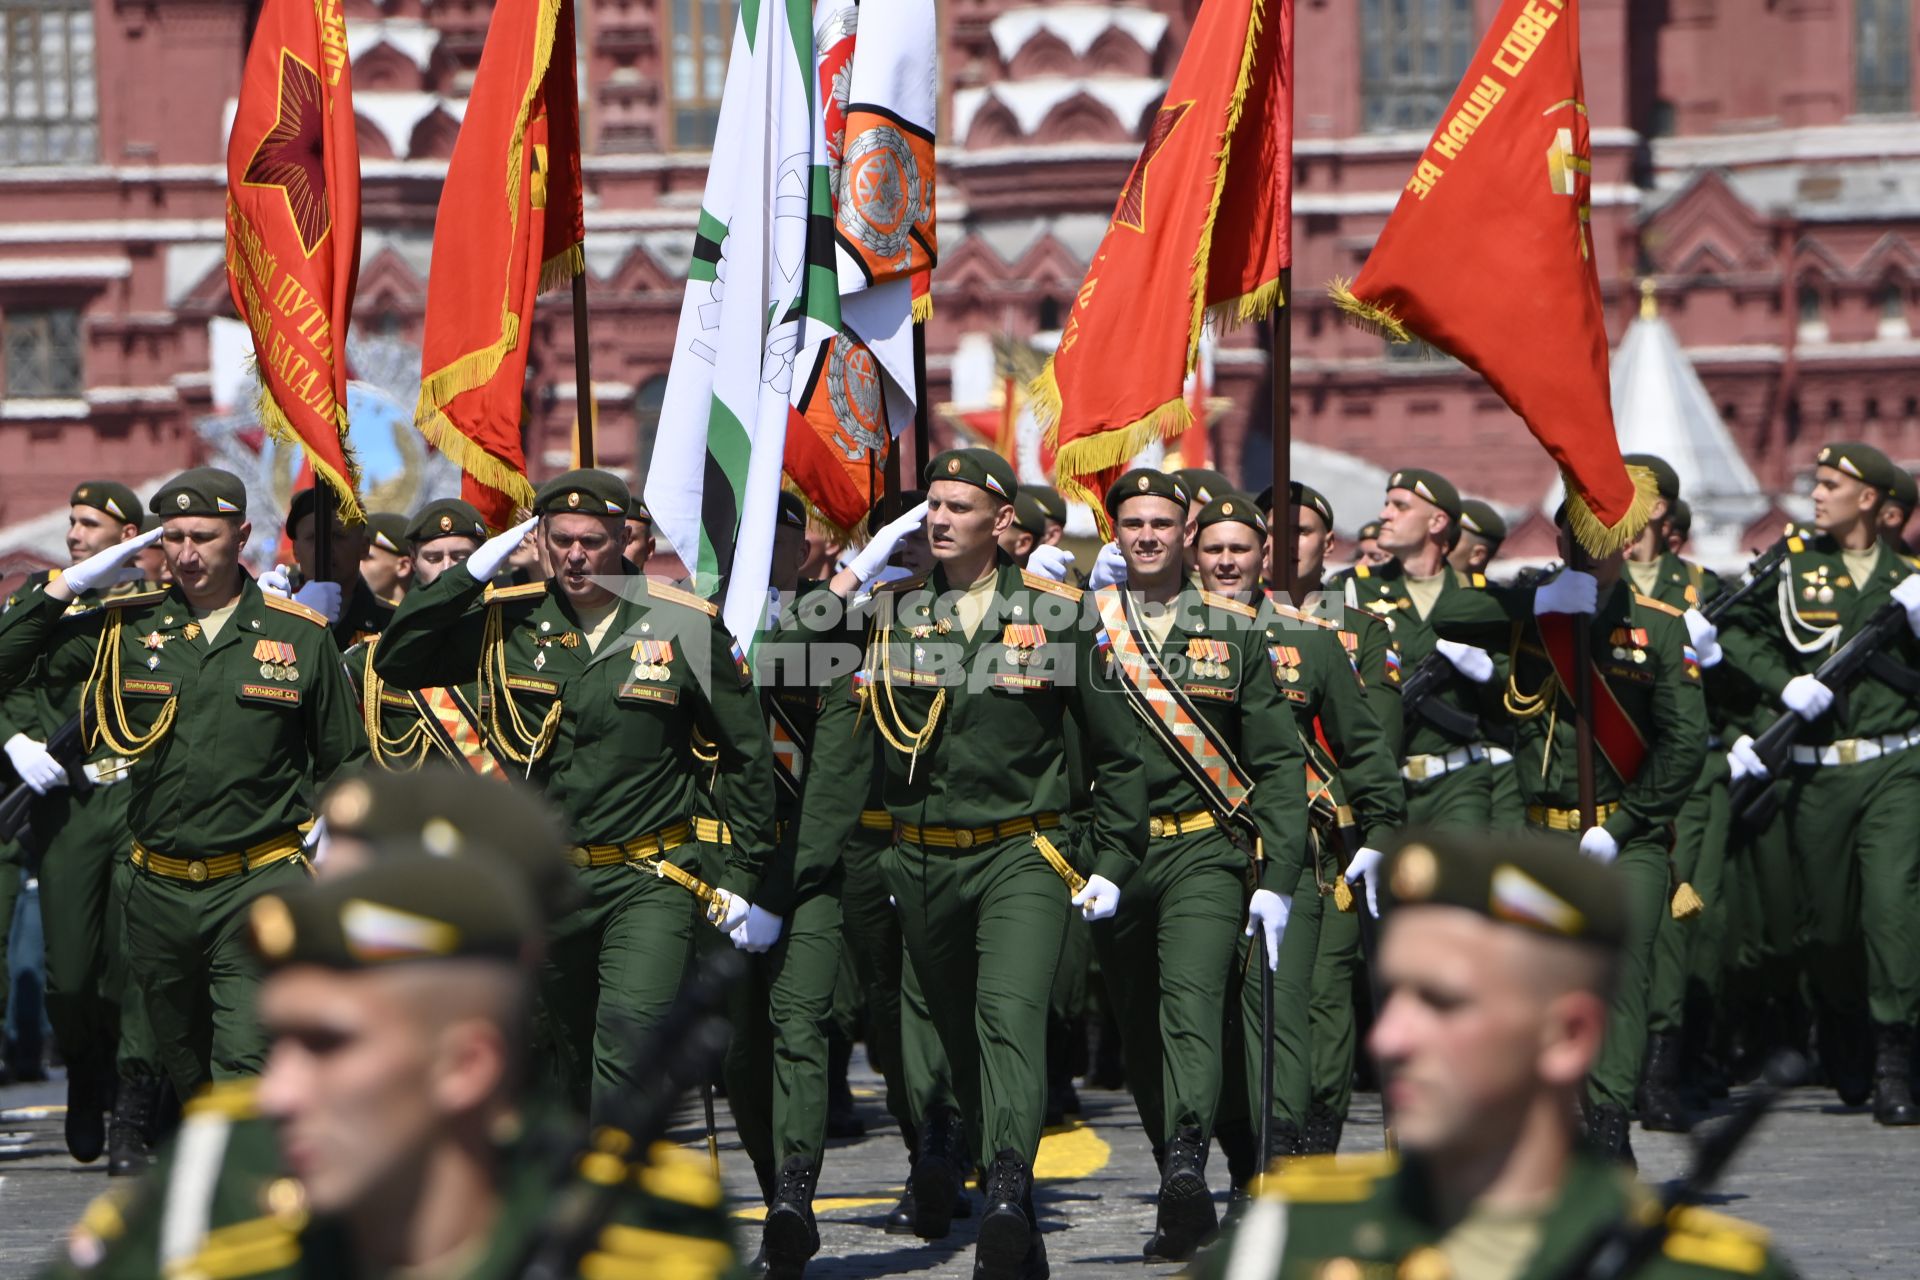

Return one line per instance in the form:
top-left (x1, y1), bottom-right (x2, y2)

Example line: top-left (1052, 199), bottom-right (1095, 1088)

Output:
top-left (1351, 520), bottom-right (1388, 570)
top-left (1197, 828), bottom-right (1799, 1280)
top-left (357, 512), bottom-right (412, 607)
top-left (1448, 498), bottom-right (1507, 578)
top-left (278, 487), bottom-right (392, 648)
top-left (1427, 505), bottom-right (1708, 1161)
top-left (0, 468), bottom-right (367, 1102)
top-left (1026, 485), bottom-right (1068, 546)
top-left (1449, 498), bottom-right (1526, 831)
top-left (623, 493), bottom-right (657, 569)
top-left (372, 468), bottom-right (776, 1124)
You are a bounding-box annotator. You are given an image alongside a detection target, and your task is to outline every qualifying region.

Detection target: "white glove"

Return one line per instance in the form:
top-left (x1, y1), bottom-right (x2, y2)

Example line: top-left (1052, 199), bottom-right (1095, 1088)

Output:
top-left (1433, 639), bottom-right (1494, 684)
top-left (1893, 575), bottom-right (1920, 638)
top-left (1683, 608), bottom-right (1723, 668)
top-left (1780, 674), bottom-right (1833, 722)
top-left (846, 501), bottom-right (929, 588)
top-left (1533, 569), bottom-right (1598, 616)
top-left (1026, 544), bottom-right (1076, 583)
top-left (708, 888), bottom-right (751, 933)
top-left (1344, 846), bottom-right (1384, 919)
top-left (1086, 541), bottom-right (1128, 590)
top-left (4, 734), bottom-right (67, 795)
top-left (292, 580), bottom-right (342, 623)
top-left (1072, 874), bottom-right (1121, 922)
top-left (303, 816), bottom-right (330, 863)
top-left (59, 527), bottom-right (163, 598)
top-left (1728, 734), bottom-right (1769, 783)
top-left (1243, 889), bottom-right (1292, 968)
top-left (729, 904), bottom-right (784, 953)
top-left (466, 516), bottom-right (540, 584)
top-left (257, 564), bottom-right (294, 598)
top-left (1578, 825), bottom-right (1619, 864)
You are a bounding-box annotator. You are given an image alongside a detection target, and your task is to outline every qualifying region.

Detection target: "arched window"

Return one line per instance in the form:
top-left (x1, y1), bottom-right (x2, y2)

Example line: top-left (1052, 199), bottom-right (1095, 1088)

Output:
top-left (1857, 0), bottom-right (1912, 115)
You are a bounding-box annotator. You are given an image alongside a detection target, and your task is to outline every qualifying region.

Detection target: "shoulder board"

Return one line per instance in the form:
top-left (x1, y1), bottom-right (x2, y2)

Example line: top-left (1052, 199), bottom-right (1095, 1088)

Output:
top-left (483, 581), bottom-right (548, 604)
top-left (1259, 1151), bottom-right (1397, 1204)
top-left (262, 595), bottom-right (329, 628)
top-left (647, 579), bottom-right (721, 617)
top-left (181, 1215), bottom-right (301, 1280)
top-left (1662, 1206), bottom-right (1771, 1275)
top-left (872, 574), bottom-right (925, 594)
top-left (1904, 555), bottom-right (1920, 572)
top-left (1199, 590), bottom-right (1257, 618)
top-left (1633, 592), bottom-right (1683, 618)
top-left (1354, 563), bottom-right (1371, 579)
top-left (183, 1078), bottom-right (262, 1121)
top-left (1472, 572), bottom-right (1487, 588)
top-left (1021, 569), bottom-right (1081, 600)
top-left (634, 1142), bottom-right (727, 1209)
top-left (101, 588), bottom-right (167, 611)
top-left (1270, 601), bottom-right (1339, 630)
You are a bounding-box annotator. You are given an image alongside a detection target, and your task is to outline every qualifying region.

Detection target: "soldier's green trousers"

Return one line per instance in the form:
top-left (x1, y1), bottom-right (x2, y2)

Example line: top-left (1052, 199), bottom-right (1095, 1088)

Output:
top-left (1648, 757), bottom-right (1729, 1034)
top-left (1486, 753), bottom-right (1526, 831)
top-left (1404, 759), bottom-right (1493, 829)
top-left (107, 856), bottom-right (156, 1080)
top-left (884, 832), bottom-right (1067, 1165)
top-left (1091, 830), bottom-right (1244, 1147)
top-left (1782, 749), bottom-right (1920, 1026)
top-left (727, 889), bottom-right (842, 1174)
top-left (125, 854), bottom-right (311, 1097)
top-left (0, 850), bottom-right (17, 1038)
top-left (1308, 901), bottom-right (1361, 1121)
top-left (1220, 862), bottom-right (1327, 1134)
top-left (34, 780), bottom-right (132, 1082)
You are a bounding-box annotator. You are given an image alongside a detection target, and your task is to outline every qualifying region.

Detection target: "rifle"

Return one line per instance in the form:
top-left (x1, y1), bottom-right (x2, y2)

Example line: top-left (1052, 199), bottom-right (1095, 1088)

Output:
top-left (1730, 601), bottom-right (1906, 824)
top-left (1699, 533), bottom-right (1796, 625)
top-left (1551, 1052), bottom-right (1805, 1280)
top-left (1397, 651), bottom-right (1480, 741)
top-left (0, 710), bottom-right (94, 844)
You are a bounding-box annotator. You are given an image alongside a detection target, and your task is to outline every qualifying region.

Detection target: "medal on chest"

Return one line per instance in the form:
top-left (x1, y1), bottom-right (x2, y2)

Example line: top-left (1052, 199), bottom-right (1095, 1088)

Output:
top-left (1186, 637), bottom-right (1230, 679)
top-left (1608, 627), bottom-right (1649, 664)
top-left (1001, 623), bottom-right (1043, 666)
top-left (252, 639), bottom-right (299, 681)
top-left (1269, 644), bottom-right (1304, 683)
top-left (631, 638), bottom-right (674, 681)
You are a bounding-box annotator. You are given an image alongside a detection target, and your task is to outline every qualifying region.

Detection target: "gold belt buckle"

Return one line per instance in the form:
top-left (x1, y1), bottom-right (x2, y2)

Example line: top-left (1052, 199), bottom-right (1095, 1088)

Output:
top-left (187, 859), bottom-right (209, 883)
top-left (1837, 740), bottom-right (1860, 766)
top-left (1406, 756), bottom-right (1430, 781)
top-left (952, 828), bottom-right (976, 849)
top-left (1148, 816), bottom-right (1166, 838)
top-left (567, 847), bottom-right (592, 869)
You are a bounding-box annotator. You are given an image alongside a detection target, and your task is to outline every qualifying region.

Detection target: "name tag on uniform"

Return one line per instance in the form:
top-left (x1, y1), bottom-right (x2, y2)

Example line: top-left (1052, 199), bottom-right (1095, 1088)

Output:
top-left (616, 683), bottom-right (679, 706)
top-left (238, 682), bottom-right (301, 706)
top-left (505, 674), bottom-right (559, 696)
top-left (121, 676), bottom-right (175, 697)
top-left (1181, 682), bottom-right (1237, 702)
top-left (992, 672), bottom-right (1048, 692)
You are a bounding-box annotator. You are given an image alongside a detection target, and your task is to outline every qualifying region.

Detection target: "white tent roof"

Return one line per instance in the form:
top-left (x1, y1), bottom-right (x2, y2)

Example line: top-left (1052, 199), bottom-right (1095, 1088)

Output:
top-left (1609, 290), bottom-right (1762, 500)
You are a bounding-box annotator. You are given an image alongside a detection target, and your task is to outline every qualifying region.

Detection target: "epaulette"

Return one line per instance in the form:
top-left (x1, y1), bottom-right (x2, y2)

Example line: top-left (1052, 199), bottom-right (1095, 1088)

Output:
top-left (483, 581), bottom-right (548, 604)
top-left (1258, 1151), bottom-right (1396, 1204)
top-left (1471, 571), bottom-right (1487, 588)
top-left (1271, 600), bottom-right (1340, 630)
top-left (183, 1077), bottom-right (262, 1121)
top-left (1199, 589), bottom-right (1257, 618)
top-left (1662, 1206), bottom-right (1771, 1275)
top-left (1021, 569), bottom-right (1082, 600)
top-left (872, 574), bottom-right (925, 593)
top-left (101, 588), bottom-right (168, 611)
top-left (1633, 592), bottom-right (1683, 618)
top-left (647, 579), bottom-right (721, 617)
top-left (262, 595), bottom-right (329, 628)
top-left (176, 1215), bottom-right (301, 1280)
top-left (1354, 563), bottom-right (1371, 579)
top-left (635, 1140), bottom-right (726, 1209)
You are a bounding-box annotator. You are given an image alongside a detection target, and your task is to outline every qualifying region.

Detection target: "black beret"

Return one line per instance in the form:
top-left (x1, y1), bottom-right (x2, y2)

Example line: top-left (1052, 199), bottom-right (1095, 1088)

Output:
top-left (364, 512), bottom-right (410, 555)
top-left (1816, 441), bottom-right (1901, 498)
top-left (1386, 468), bottom-right (1462, 520)
top-left (1011, 493), bottom-right (1050, 536)
top-left (924, 448), bottom-right (1017, 502)
top-left (533, 468), bottom-right (630, 518)
top-left (1380, 827), bottom-right (1629, 950)
top-left (1621, 454), bottom-right (1681, 503)
top-left (406, 498), bottom-right (488, 546)
top-left (776, 491), bottom-right (808, 531)
top-left (152, 468), bottom-right (248, 519)
top-left (1174, 468), bottom-right (1233, 507)
top-left (70, 481), bottom-right (142, 526)
top-left (1458, 499), bottom-right (1508, 542)
top-left (1104, 468), bottom-right (1191, 519)
top-left (1194, 493), bottom-right (1267, 536)
top-left (1026, 485), bottom-right (1068, 525)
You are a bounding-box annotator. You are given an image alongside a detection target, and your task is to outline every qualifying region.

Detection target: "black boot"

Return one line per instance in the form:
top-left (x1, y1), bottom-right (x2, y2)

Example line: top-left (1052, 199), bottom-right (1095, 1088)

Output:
top-left (907, 1106), bottom-right (963, 1240)
top-left (825, 1036), bottom-right (865, 1139)
top-left (1043, 1025), bottom-right (1080, 1128)
top-left (762, 1155), bottom-right (821, 1279)
top-left (1585, 1102), bottom-right (1635, 1169)
top-left (1639, 1031), bottom-right (1692, 1133)
top-left (885, 1170), bottom-right (918, 1235)
top-left (974, 1149), bottom-right (1035, 1280)
top-left (1302, 1102), bottom-right (1344, 1155)
top-left (107, 1074), bottom-right (160, 1177)
top-left (1872, 1023), bottom-right (1920, 1126)
top-left (65, 1062), bottom-right (107, 1164)
top-left (1143, 1124), bottom-right (1216, 1261)
top-left (1263, 1118), bottom-right (1302, 1168)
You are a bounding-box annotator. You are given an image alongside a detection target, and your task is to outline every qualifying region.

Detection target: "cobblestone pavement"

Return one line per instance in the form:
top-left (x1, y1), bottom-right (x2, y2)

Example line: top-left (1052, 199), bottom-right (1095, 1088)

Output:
top-left (3, 1062), bottom-right (1915, 1276)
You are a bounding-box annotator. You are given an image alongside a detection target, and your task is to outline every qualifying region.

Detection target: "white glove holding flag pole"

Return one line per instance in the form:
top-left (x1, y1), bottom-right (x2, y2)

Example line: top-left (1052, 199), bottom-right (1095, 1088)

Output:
top-left (466, 516), bottom-right (540, 584)
top-left (1072, 874), bottom-right (1121, 922)
top-left (1534, 569), bottom-right (1598, 616)
top-left (707, 888), bottom-right (751, 934)
top-left (1087, 542), bottom-right (1128, 590)
top-left (1893, 575), bottom-right (1920, 638)
top-left (1244, 890), bottom-right (1291, 968)
top-left (4, 734), bottom-right (67, 795)
top-left (845, 501), bottom-right (928, 589)
top-left (730, 904), bottom-right (784, 953)
top-left (1683, 608), bottom-right (1723, 667)
top-left (1434, 639), bottom-right (1495, 684)
top-left (53, 527), bottom-right (162, 599)
top-left (1780, 674), bottom-right (1833, 722)
top-left (1344, 846), bottom-right (1384, 918)
top-left (1026, 545), bottom-right (1076, 583)
top-left (1728, 734), bottom-right (1768, 783)
top-left (1579, 825), bottom-right (1619, 864)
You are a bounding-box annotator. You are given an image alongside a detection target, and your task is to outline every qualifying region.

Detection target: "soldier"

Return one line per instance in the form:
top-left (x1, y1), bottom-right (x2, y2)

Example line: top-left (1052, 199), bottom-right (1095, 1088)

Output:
top-left (371, 468), bottom-right (776, 1124)
top-left (1352, 520), bottom-right (1388, 569)
top-left (1880, 466), bottom-right (1916, 552)
top-left (1427, 505), bottom-right (1708, 1162)
top-left (279, 487), bottom-right (392, 648)
top-left (1197, 828), bottom-right (1799, 1280)
top-left (1448, 498), bottom-right (1507, 578)
top-left (997, 492), bottom-right (1049, 564)
top-left (1026, 484), bottom-right (1068, 546)
top-left (1448, 499), bottom-right (1525, 832)
top-left (0, 467), bottom-right (367, 1103)
top-left (1719, 441), bottom-right (1920, 1126)
top-left (622, 494), bottom-right (656, 569)
top-left (357, 512), bottom-right (412, 606)
top-left (840, 447), bottom-right (1145, 1279)
top-left (132, 513), bottom-right (171, 588)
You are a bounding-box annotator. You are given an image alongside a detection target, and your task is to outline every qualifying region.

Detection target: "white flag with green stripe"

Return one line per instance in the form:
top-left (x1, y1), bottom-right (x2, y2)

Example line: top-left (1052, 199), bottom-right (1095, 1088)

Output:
top-left (648, 0), bottom-right (819, 646)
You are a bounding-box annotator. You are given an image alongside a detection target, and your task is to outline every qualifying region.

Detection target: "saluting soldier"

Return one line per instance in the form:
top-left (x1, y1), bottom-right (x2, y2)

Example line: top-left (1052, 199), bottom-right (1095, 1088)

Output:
top-left (372, 468), bottom-right (776, 1125)
top-left (1197, 828), bottom-right (1799, 1280)
top-left (1426, 505), bottom-right (1708, 1162)
top-left (0, 468), bottom-right (367, 1101)
top-left (1718, 441), bottom-right (1920, 1126)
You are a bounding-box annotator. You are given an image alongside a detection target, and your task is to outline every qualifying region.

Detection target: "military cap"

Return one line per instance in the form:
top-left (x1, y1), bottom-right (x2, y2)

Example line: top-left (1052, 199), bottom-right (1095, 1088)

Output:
top-left (777, 491), bottom-right (808, 531)
top-left (1380, 828), bottom-right (1628, 950)
top-left (1385, 468), bottom-right (1462, 520)
top-left (1194, 493), bottom-right (1267, 536)
top-left (250, 852), bottom-right (538, 972)
top-left (1668, 498), bottom-right (1693, 541)
top-left (1622, 453), bottom-right (1681, 503)
top-left (1011, 492), bottom-right (1050, 536)
top-left (406, 498), bottom-right (488, 546)
top-left (924, 447), bottom-right (1017, 502)
top-left (151, 467), bottom-right (248, 519)
top-left (1889, 468), bottom-right (1919, 513)
top-left (70, 481), bottom-right (142, 527)
top-left (1458, 499), bottom-right (1508, 543)
top-left (532, 468), bottom-right (630, 518)
top-left (365, 512), bottom-right (410, 555)
top-left (627, 493), bottom-right (653, 523)
top-left (1104, 468), bottom-right (1191, 518)
top-left (1026, 485), bottom-right (1068, 526)
top-left (1174, 468), bottom-right (1234, 507)
top-left (1816, 441), bottom-right (1901, 498)
top-left (1357, 520), bottom-right (1383, 543)
top-left (1256, 481), bottom-right (1335, 531)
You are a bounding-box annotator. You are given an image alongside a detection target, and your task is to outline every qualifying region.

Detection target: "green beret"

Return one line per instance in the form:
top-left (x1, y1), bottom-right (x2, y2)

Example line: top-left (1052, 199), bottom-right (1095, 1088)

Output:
top-left (532, 468), bottom-right (630, 518)
top-left (365, 512), bottom-right (410, 555)
top-left (1458, 499), bottom-right (1508, 543)
top-left (1816, 441), bottom-right (1901, 498)
top-left (1026, 485), bottom-right (1067, 525)
top-left (1380, 828), bottom-right (1628, 951)
top-left (1194, 493), bottom-right (1267, 536)
top-left (1622, 453), bottom-right (1681, 503)
top-left (1356, 521), bottom-right (1383, 542)
top-left (151, 468), bottom-right (248, 519)
top-left (924, 448), bottom-right (1017, 502)
top-left (70, 481), bottom-right (142, 527)
top-left (1011, 492), bottom-right (1050, 536)
top-left (1386, 468), bottom-right (1461, 520)
top-left (1172, 468), bottom-right (1231, 507)
top-left (1104, 468), bottom-right (1191, 519)
top-left (406, 498), bottom-right (488, 546)
top-left (1668, 498), bottom-right (1693, 540)
top-left (250, 852), bottom-right (538, 972)
top-left (1255, 481), bottom-right (1334, 531)
top-left (776, 491), bottom-right (808, 531)
top-left (1890, 468), bottom-right (1918, 512)
top-left (627, 493), bottom-right (652, 523)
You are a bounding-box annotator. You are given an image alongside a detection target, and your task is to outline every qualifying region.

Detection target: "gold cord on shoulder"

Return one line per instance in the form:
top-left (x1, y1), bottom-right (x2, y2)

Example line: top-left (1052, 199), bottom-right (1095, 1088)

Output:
top-left (358, 640), bottom-right (434, 769)
top-left (480, 605), bottom-right (562, 765)
top-left (86, 610), bottom-right (176, 759)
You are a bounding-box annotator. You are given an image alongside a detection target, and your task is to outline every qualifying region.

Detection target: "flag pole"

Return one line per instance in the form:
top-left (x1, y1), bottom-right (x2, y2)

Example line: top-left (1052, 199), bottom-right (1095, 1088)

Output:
top-left (1270, 271), bottom-right (1295, 603)
top-left (1571, 544), bottom-right (1598, 827)
top-left (909, 318), bottom-right (930, 489)
top-left (572, 274), bottom-right (595, 468)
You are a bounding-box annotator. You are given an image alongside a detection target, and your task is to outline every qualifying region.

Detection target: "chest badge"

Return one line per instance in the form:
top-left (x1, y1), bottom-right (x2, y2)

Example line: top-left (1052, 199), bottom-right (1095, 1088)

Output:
top-left (1187, 637), bottom-right (1230, 679)
top-left (252, 639), bottom-right (298, 681)
top-left (631, 638), bottom-right (674, 681)
top-left (1002, 623), bottom-right (1043, 667)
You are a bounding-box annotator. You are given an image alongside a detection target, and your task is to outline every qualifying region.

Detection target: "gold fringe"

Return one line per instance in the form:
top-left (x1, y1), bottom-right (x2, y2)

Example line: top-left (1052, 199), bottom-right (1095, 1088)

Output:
top-left (1327, 276), bottom-right (1414, 343)
top-left (539, 242), bottom-right (585, 294)
top-left (416, 404), bottom-right (538, 507)
top-left (782, 478), bottom-right (858, 546)
top-left (253, 388), bottom-right (366, 525)
top-left (1564, 464), bottom-right (1661, 559)
top-left (911, 292), bottom-right (934, 325)
top-left (1206, 276), bottom-right (1285, 333)
top-left (417, 314), bottom-right (523, 412)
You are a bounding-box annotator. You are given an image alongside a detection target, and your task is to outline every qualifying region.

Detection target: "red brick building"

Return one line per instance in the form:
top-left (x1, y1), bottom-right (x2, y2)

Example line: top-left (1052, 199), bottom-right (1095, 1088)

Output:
top-left (0, 0), bottom-right (1914, 580)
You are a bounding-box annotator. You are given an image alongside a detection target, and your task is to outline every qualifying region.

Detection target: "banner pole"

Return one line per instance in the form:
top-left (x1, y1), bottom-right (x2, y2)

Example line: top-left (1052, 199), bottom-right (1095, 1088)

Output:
top-left (1270, 271), bottom-right (1295, 603)
top-left (572, 273), bottom-right (595, 469)
top-left (908, 319), bottom-right (930, 491)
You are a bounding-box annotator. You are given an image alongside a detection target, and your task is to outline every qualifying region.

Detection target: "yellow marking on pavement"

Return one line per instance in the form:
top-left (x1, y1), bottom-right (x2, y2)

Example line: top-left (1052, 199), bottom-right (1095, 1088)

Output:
top-left (1035, 1120), bottom-right (1111, 1180)
top-left (734, 1195), bottom-right (898, 1222)
top-left (0, 1106), bottom-right (65, 1120)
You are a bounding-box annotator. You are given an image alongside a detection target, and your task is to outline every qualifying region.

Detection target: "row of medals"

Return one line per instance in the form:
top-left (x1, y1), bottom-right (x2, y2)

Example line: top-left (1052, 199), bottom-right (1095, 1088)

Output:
top-left (1194, 658), bottom-right (1234, 679)
top-left (259, 661), bottom-right (299, 681)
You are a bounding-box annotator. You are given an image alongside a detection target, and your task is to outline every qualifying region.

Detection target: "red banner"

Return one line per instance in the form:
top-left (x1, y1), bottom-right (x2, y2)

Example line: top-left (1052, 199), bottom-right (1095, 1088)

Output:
top-left (1537, 612), bottom-right (1648, 782)
top-left (225, 0), bottom-right (362, 520)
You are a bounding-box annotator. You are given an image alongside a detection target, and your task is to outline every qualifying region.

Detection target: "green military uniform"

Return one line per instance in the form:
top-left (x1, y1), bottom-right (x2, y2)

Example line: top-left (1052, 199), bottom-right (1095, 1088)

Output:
top-left (330, 579), bottom-right (392, 650)
top-left (372, 470), bottom-right (776, 1126)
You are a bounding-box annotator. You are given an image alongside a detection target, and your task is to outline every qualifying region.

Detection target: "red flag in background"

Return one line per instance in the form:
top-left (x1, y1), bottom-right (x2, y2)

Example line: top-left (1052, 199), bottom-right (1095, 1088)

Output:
top-left (1331, 0), bottom-right (1653, 554)
top-left (225, 0), bottom-right (362, 520)
top-left (416, 0), bottom-right (584, 529)
top-left (1034, 0), bottom-right (1291, 521)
